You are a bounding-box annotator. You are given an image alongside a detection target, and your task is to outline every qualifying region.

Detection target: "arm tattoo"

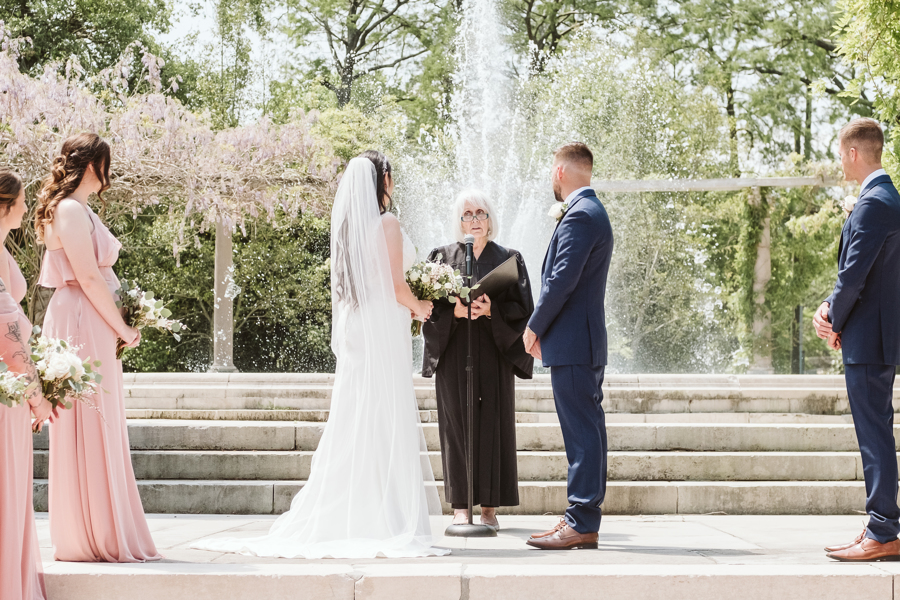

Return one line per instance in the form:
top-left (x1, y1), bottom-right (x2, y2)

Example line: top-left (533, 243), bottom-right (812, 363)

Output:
top-left (4, 321), bottom-right (22, 344)
top-left (5, 321), bottom-right (41, 405)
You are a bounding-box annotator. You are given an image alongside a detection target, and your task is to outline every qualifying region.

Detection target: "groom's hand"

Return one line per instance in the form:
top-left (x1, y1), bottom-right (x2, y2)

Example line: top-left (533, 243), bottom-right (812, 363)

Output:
top-left (813, 302), bottom-right (833, 339)
top-left (827, 332), bottom-right (842, 351)
top-left (523, 327), bottom-right (541, 359)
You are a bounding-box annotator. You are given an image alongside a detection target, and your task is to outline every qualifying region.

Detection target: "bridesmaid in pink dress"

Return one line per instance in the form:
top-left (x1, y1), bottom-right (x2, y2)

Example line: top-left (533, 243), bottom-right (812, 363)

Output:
top-left (37, 134), bottom-right (160, 562)
top-left (0, 170), bottom-right (53, 599)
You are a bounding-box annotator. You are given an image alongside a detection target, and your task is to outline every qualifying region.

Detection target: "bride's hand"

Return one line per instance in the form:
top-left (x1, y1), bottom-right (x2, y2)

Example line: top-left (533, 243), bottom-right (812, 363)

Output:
top-left (413, 299), bottom-right (433, 322)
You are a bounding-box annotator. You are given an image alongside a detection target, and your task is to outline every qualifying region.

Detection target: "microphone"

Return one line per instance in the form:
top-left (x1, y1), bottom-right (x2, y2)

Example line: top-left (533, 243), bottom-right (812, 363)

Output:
top-left (464, 234), bottom-right (474, 278)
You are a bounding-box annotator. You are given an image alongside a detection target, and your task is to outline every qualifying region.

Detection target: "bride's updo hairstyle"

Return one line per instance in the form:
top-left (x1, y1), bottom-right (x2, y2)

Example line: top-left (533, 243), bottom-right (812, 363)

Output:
top-left (0, 170), bottom-right (23, 218)
top-left (35, 133), bottom-right (111, 242)
top-left (359, 150), bottom-right (393, 214)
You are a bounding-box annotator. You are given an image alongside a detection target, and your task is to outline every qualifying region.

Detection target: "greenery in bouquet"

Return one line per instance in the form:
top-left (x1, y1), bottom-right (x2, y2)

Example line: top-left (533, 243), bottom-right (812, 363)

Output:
top-left (0, 363), bottom-right (33, 408)
top-left (405, 255), bottom-right (477, 336)
top-left (116, 279), bottom-right (186, 359)
top-left (29, 328), bottom-right (103, 411)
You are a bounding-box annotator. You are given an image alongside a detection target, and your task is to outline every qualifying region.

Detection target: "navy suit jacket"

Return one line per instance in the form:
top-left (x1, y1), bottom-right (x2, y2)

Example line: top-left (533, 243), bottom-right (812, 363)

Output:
top-left (528, 188), bottom-right (614, 367)
top-left (826, 173), bottom-right (900, 365)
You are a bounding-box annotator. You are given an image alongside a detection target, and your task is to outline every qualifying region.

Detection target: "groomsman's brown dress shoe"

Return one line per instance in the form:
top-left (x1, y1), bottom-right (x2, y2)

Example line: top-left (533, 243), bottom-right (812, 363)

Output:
top-left (826, 537), bottom-right (900, 562)
top-left (824, 527), bottom-right (867, 553)
top-left (526, 522), bottom-right (598, 550)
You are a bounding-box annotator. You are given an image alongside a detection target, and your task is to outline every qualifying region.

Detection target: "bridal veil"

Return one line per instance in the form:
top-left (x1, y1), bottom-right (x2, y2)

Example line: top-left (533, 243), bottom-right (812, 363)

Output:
top-left (192, 157), bottom-right (447, 558)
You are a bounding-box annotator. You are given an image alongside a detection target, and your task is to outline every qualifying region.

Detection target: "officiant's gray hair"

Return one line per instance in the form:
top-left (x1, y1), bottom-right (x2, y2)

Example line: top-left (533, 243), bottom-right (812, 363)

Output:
top-left (453, 189), bottom-right (498, 243)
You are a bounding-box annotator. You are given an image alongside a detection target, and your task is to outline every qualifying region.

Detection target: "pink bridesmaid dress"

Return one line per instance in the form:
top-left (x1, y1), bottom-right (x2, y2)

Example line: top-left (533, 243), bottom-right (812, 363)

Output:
top-left (0, 249), bottom-right (47, 599)
top-left (40, 203), bottom-right (160, 562)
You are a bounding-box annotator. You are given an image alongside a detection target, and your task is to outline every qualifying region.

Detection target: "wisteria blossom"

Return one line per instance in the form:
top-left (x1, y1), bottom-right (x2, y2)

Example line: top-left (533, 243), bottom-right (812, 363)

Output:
top-left (0, 22), bottom-right (339, 252)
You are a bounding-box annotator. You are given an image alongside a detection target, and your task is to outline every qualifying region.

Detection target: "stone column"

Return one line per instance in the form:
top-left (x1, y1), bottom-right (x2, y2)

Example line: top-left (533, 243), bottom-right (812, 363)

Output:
top-left (748, 187), bottom-right (774, 374)
top-left (209, 219), bottom-right (238, 373)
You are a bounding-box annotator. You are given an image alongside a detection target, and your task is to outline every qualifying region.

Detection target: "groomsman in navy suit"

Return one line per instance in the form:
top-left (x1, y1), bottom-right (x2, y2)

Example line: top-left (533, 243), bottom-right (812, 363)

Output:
top-left (815, 118), bottom-right (900, 561)
top-left (523, 143), bottom-right (613, 550)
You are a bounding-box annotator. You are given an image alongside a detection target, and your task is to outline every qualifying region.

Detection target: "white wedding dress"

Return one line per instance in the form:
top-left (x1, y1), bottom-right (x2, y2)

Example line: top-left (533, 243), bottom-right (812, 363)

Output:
top-left (192, 158), bottom-right (448, 559)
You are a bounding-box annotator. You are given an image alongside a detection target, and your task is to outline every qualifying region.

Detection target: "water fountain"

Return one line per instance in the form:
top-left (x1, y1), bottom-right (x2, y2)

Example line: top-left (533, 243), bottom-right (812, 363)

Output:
top-left (397, 0), bottom-right (555, 298)
top-left (395, 0), bottom-right (737, 374)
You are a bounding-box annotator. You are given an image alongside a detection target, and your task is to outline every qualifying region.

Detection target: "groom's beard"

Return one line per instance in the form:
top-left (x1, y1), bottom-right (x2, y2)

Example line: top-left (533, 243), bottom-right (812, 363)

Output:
top-left (553, 181), bottom-right (564, 203)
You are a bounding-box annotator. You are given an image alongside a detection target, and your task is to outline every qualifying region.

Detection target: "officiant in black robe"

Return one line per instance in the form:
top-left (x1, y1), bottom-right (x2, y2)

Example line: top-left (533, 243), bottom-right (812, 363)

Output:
top-left (422, 190), bottom-right (534, 527)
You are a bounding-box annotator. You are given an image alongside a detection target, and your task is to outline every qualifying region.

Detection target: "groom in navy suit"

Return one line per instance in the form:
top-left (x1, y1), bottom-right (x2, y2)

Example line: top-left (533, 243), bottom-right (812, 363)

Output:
top-left (815, 118), bottom-right (900, 562)
top-left (523, 143), bottom-right (613, 550)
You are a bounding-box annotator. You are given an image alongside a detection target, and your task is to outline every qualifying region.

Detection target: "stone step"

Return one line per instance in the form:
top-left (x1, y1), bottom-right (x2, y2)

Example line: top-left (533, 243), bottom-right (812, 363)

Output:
top-left (32, 421), bottom-right (889, 453)
top-left (125, 391), bottom-right (872, 415)
top-left (32, 479), bottom-right (869, 515)
top-left (120, 373), bottom-right (880, 415)
top-left (32, 450), bottom-right (873, 482)
top-left (39, 562), bottom-right (900, 600)
top-left (122, 408), bottom-right (859, 424)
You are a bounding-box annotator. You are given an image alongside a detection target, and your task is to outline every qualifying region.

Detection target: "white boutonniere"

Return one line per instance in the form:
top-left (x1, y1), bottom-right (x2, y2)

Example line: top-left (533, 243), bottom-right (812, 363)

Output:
top-left (548, 201), bottom-right (568, 222)
top-left (841, 195), bottom-right (857, 217)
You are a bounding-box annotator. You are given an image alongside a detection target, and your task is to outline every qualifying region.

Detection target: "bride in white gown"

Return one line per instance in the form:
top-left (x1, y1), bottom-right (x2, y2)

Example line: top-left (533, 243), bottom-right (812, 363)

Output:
top-left (192, 153), bottom-right (449, 559)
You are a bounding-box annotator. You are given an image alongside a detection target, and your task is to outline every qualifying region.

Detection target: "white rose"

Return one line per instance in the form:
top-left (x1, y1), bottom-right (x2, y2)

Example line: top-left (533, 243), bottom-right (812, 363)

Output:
top-left (842, 195), bottom-right (857, 215)
top-left (66, 353), bottom-right (85, 378)
top-left (45, 353), bottom-right (71, 380)
top-left (433, 282), bottom-right (442, 290)
top-left (548, 202), bottom-right (567, 220)
top-left (444, 282), bottom-right (453, 290)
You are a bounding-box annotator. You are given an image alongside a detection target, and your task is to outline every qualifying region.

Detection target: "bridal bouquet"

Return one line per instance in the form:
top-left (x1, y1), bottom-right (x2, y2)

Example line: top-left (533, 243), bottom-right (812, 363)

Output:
top-left (406, 256), bottom-right (476, 336)
top-left (116, 280), bottom-right (186, 359)
top-left (0, 363), bottom-right (32, 408)
top-left (30, 329), bottom-right (103, 411)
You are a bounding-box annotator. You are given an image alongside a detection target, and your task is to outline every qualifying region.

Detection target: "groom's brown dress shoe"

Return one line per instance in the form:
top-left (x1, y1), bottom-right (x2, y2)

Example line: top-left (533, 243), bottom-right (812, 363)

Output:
top-left (530, 518), bottom-right (568, 539)
top-left (826, 537), bottom-right (900, 562)
top-left (526, 523), bottom-right (598, 550)
top-left (825, 527), bottom-right (867, 553)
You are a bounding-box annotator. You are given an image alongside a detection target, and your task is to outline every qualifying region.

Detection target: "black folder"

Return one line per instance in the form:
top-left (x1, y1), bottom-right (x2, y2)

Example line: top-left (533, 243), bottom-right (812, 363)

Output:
top-left (462, 255), bottom-right (519, 304)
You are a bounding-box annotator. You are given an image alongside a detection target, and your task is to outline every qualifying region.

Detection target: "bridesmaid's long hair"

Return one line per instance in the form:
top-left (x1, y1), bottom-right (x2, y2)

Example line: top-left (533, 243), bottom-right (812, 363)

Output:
top-left (35, 133), bottom-right (111, 241)
top-left (0, 170), bottom-right (22, 218)
top-left (359, 150), bottom-right (392, 214)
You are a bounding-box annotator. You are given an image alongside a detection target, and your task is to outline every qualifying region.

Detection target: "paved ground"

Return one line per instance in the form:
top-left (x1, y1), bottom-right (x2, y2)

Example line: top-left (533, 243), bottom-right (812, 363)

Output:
top-left (36, 513), bottom-right (876, 566)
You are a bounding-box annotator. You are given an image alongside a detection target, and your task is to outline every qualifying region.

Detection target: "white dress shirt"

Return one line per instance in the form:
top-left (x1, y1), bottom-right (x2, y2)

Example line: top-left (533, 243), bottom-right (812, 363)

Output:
top-left (860, 168), bottom-right (887, 196)
top-left (564, 186), bottom-right (594, 205)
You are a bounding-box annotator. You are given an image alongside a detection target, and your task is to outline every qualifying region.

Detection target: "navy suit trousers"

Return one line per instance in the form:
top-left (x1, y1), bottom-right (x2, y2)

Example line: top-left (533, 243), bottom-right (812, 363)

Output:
top-left (550, 364), bottom-right (607, 533)
top-left (845, 364), bottom-right (900, 543)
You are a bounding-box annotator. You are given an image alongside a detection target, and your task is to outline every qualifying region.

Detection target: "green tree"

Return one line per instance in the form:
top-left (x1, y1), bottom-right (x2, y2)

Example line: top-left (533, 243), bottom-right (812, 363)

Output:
top-left (283, 0), bottom-right (438, 107)
top-left (2, 0), bottom-right (172, 73)
top-left (636, 0), bottom-right (870, 173)
top-left (500, 0), bottom-right (618, 72)
top-left (836, 0), bottom-right (900, 170)
top-left (395, 0), bottom-right (457, 132)
top-left (184, 0), bottom-right (273, 128)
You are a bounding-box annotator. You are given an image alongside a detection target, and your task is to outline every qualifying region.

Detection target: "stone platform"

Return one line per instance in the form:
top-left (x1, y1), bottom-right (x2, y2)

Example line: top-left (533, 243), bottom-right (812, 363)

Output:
top-left (38, 514), bottom-right (900, 600)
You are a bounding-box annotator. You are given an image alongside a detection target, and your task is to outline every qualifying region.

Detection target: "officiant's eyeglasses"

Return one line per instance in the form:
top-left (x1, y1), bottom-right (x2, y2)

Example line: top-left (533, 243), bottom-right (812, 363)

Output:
top-left (461, 211), bottom-right (490, 222)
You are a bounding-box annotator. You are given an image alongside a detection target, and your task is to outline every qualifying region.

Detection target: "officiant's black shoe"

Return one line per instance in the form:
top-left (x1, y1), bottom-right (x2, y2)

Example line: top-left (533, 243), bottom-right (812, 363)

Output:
top-left (825, 527), bottom-right (867, 553)
top-left (526, 523), bottom-right (598, 550)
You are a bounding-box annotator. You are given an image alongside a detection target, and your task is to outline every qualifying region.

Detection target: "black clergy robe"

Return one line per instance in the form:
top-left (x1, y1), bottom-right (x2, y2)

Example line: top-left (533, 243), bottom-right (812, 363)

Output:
top-left (422, 241), bottom-right (534, 508)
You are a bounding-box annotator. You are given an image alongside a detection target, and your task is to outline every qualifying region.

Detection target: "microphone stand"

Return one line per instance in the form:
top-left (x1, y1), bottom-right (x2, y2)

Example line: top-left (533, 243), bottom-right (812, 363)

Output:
top-left (446, 235), bottom-right (496, 538)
